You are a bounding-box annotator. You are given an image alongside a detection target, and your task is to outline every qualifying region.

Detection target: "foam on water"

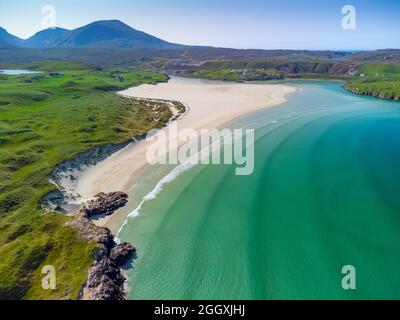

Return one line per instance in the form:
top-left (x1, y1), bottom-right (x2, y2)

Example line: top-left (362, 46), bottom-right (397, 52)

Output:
top-left (117, 129), bottom-right (242, 238)
top-left (117, 154), bottom-right (199, 238)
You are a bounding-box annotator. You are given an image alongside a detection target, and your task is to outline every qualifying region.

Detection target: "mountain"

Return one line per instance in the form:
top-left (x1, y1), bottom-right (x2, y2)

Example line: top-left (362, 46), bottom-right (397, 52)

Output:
top-left (24, 20), bottom-right (183, 49)
top-left (24, 27), bottom-right (69, 48)
top-left (0, 27), bottom-right (23, 47)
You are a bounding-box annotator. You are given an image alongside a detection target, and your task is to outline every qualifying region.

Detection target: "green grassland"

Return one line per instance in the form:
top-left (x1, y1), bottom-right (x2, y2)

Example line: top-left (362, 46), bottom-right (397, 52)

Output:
top-left (345, 63), bottom-right (400, 100)
top-left (181, 68), bottom-right (283, 82)
top-left (0, 61), bottom-right (171, 299)
top-left (185, 69), bottom-right (244, 81)
top-left (178, 60), bottom-right (358, 81)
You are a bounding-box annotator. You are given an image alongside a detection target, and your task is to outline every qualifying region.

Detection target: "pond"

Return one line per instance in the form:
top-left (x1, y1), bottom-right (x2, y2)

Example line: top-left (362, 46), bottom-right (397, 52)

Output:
top-left (0, 70), bottom-right (41, 75)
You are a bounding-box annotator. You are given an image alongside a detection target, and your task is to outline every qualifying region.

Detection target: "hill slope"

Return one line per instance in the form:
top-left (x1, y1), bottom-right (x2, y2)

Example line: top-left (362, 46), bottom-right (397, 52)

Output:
top-left (24, 20), bottom-right (183, 49)
top-left (24, 27), bottom-right (70, 48)
top-left (0, 27), bottom-right (23, 47)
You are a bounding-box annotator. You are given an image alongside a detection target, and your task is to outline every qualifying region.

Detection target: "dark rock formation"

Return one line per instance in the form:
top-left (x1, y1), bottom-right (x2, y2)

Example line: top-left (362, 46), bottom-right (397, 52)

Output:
top-left (109, 243), bottom-right (136, 267)
top-left (80, 192), bottom-right (128, 217)
top-left (345, 64), bottom-right (359, 76)
top-left (83, 258), bottom-right (126, 300)
top-left (66, 214), bottom-right (114, 249)
top-left (66, 191), bottom-right (135, 300)
top-left (93, 246), bottom-right (109, 262)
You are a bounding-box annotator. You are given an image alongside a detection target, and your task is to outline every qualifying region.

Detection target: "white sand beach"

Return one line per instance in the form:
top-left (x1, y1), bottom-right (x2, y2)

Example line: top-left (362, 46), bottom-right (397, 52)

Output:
top-left (74, 77), bottom-right (296, 226)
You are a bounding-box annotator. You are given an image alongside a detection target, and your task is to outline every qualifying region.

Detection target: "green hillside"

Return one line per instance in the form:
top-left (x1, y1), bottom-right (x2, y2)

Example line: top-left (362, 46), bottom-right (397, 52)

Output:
top-left (345, 63), bottom-right (400, 100)
top-left (0, 61), bottom-right (170, 299)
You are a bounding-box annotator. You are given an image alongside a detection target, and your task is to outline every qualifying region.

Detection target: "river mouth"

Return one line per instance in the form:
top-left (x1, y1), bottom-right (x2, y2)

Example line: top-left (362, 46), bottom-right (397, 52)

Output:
top-left (114, 79), bottom-right (400, 300)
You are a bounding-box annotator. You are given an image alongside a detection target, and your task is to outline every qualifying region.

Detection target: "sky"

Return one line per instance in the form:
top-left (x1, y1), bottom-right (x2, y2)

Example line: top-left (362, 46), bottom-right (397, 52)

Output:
top-left (0, 0), bottom-right (399, 50)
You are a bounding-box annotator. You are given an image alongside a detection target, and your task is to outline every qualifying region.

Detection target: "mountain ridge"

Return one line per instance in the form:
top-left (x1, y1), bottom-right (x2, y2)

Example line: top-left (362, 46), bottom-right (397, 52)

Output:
top-left (0, 27), bottom-right (24, 47)
top-left (1, 20), bottom-right (184, 50)
top-left (1, 20), bottom-right (398, 63)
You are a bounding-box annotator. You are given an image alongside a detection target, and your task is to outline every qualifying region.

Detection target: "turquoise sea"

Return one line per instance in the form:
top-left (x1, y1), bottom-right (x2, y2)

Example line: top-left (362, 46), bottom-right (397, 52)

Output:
top-left (118, 81), bottom-right (400, 299)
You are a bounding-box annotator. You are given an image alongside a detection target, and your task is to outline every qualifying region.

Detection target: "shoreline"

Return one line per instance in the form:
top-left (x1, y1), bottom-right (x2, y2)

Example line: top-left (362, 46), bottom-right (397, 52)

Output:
top-left (344, 84), bottom-right (400, 102)
top-left (41, 76), bottom-right (296, 299)
top-left (74, 76), bottom-right (297, 229)
top-left (43, 76), bottom-right (298, 232)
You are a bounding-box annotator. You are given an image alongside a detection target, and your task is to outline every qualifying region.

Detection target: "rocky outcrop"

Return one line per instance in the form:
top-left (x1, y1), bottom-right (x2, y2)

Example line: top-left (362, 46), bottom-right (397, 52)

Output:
top-left (66, 192), bottom-right (136, 300)
top-left (80, 192), bottom-right (128, 217)
top-left (66, 213), bottom-right (114, 249)
top-left (110, 243), bottom-right (136, 267)
top-left (345, 64), bottom-right (359, 77)
top-left (84, 258), bottom-right (126, 300)
top-left (82, 242), bottom-right (136, 300)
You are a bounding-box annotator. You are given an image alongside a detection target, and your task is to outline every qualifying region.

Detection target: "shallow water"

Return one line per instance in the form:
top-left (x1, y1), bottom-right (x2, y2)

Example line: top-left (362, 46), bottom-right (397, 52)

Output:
top-left (119, 80), bottom-right (400, 299)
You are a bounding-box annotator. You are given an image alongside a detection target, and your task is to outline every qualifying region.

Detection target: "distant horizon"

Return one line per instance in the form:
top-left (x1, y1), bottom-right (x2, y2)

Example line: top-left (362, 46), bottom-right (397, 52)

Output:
top-left (1, 19), bottom-right (399, 52)
top-left (1, 0), bottom-right (399, 50)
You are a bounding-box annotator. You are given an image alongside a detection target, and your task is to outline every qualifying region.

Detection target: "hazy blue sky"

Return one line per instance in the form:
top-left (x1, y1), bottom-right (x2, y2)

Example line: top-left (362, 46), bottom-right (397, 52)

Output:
top-left (0, 0), bottom-right (398, 50)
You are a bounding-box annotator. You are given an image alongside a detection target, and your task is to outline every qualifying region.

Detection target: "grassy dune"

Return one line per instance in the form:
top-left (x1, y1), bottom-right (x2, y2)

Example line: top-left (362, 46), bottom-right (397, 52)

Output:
top-left (0, 61), bottom-right (170, 299)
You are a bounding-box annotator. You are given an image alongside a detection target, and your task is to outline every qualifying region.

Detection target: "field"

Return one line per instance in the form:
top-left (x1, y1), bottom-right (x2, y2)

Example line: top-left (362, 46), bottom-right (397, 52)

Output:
top-left (345, 63), bottom-right (400, 99)
top-left (176, 59), bottom-right (363, 82)
top-left (0, 61), bottom-right (171, 299)
top-left (181, 68), bottom-right (283, 81)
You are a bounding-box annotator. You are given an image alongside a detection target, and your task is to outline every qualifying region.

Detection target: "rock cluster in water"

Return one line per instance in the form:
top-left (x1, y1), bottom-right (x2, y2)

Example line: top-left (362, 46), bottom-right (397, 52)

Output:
top-left (110, 242), bottom-right (136, 266)
top-left (84, 242), bottom-right (136, 300)
top-left (66, 191), bottom-right (136, 300)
